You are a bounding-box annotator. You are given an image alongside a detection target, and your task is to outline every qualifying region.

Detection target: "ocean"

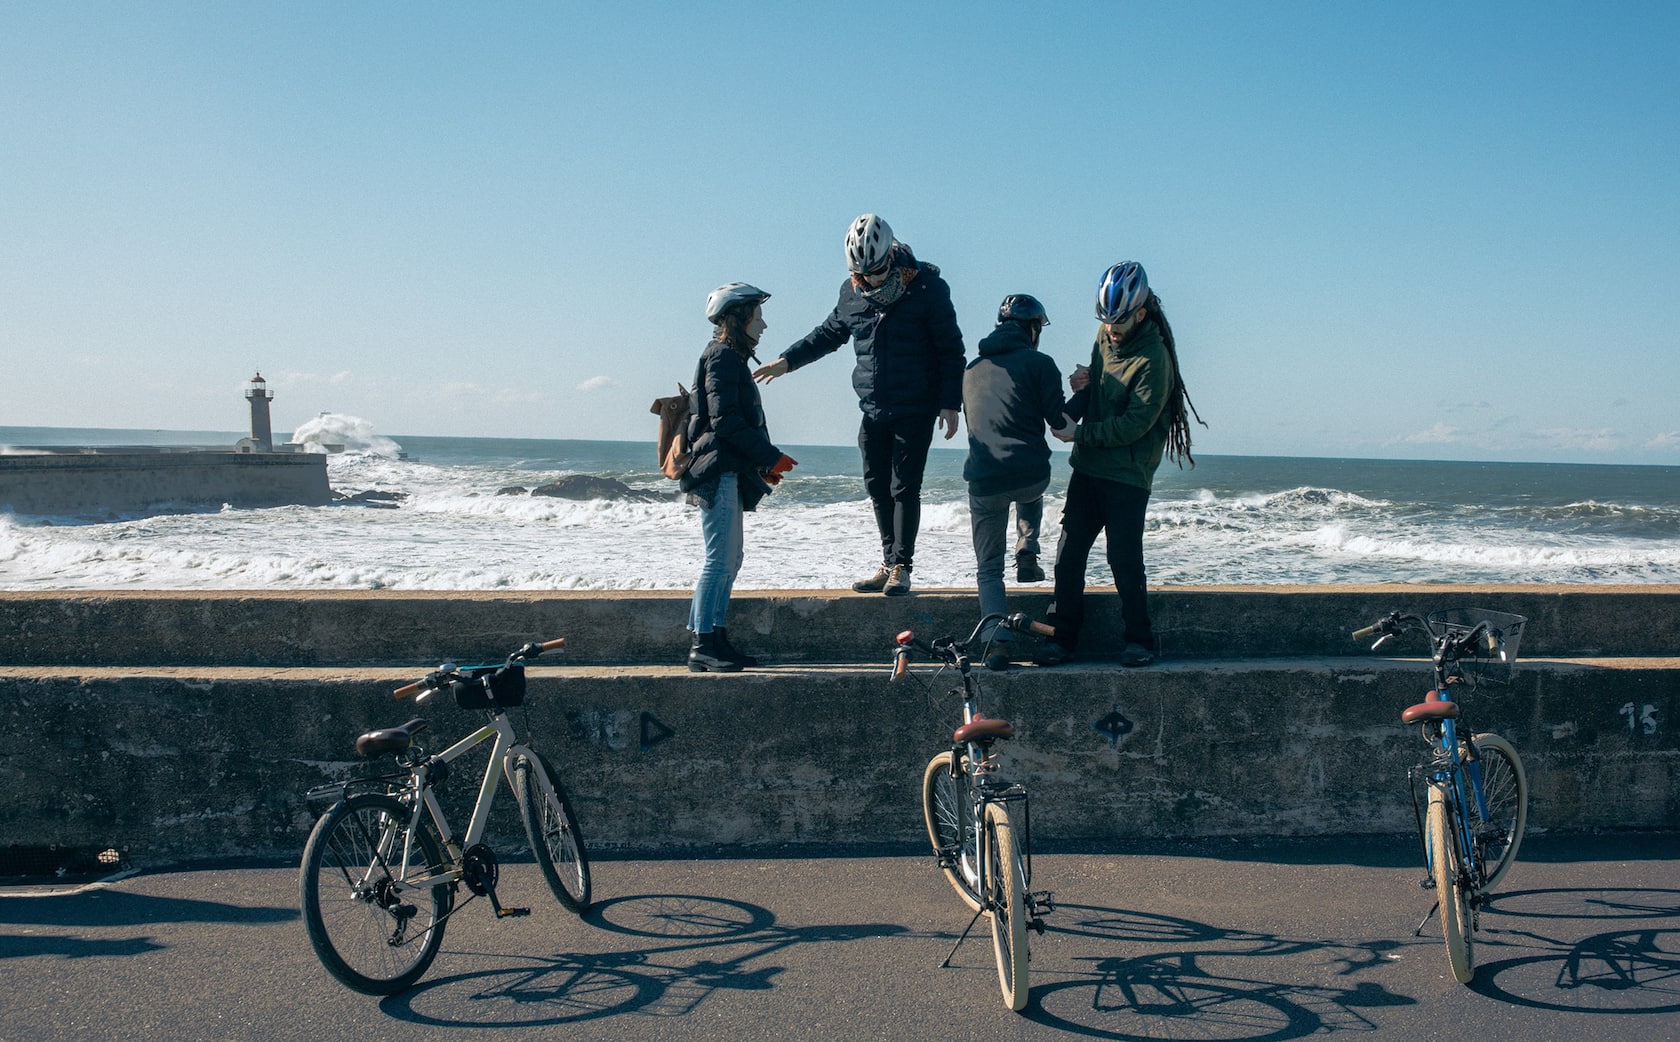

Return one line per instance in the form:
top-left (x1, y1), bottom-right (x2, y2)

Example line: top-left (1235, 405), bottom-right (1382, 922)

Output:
top-left (3, 422), bottom-right (1679, 591)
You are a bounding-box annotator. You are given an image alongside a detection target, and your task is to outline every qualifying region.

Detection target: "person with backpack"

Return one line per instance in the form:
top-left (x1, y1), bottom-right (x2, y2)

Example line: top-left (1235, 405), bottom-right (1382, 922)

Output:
top-left (680, 282), bottom-right (797, 672)
top-left (1034, 261), bottom-right (1204, 669)
top-left (753, 214), bottom-right (965, 597)
top-left (961, 294), bottom-right (1081, 671)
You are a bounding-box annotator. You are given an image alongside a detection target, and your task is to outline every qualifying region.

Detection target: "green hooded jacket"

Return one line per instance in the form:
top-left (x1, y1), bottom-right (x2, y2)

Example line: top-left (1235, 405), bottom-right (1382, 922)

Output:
top-left (1069, 319), bottom-right (1174, 491)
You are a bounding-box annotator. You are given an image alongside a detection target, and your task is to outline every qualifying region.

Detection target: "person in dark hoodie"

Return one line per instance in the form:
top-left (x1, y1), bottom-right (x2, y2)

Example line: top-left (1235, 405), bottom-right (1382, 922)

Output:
top-left (961, 294), bottom-right (1082, 671)
top-left (754, 214), bottom-right (965, 597)
top-left (680, 282), bottom-right (798, 672)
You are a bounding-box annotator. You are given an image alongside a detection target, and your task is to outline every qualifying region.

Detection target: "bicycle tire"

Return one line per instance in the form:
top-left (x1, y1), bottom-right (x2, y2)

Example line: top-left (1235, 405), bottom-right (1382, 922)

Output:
top-left (300, 793), bottom-right (453, 995)
top-left (986, 802), bottom-right (1030, 1011)
top-left (513, 750), bottom-right (592, 913)
top-left (1468, 732), bottom-right (1528, 892)
top-left (921, 751), bottom-right (981, 911)
top-left (1427, 785), bottom-right (1475, 984)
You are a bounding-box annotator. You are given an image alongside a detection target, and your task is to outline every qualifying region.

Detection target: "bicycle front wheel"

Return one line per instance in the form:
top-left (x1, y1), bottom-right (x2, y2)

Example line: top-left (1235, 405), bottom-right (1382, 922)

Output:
top-left (513, 750), bottom-right (592, 913)
top-left (985, 802), bottom-right (1030, 1011)
top-left (1468, 733), bottom-right (1528, 891)
top-left (1427, 785), bottom-right (1475, 984)
top-left (300, 793), bottom-right (452, 995)
top-left (922, 751), bottom-right (981, 911)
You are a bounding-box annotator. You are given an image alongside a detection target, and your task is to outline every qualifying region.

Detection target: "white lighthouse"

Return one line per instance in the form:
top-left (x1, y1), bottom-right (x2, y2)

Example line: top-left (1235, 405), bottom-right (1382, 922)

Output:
top-left (244, 372), bottom-right (274, 452)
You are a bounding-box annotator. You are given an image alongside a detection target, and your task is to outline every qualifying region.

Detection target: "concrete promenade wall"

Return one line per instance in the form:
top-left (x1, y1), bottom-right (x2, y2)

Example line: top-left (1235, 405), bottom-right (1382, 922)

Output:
top-left (1, 587), bottom-right (1675, 867)
top-left (0, 451), bottom-right (330, 515)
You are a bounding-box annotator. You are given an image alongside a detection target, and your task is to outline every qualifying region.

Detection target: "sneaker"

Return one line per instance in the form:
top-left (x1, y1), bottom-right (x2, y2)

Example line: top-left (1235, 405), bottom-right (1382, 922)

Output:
top-left (883, 564), bottom-right (913, 597)
top-left (851, 564), bottom-right (891, 593)
top-left (1015, 553), bottom-right (1045, 583)
top-left (984, 648), bottom-right (1011, 672)
top-left (1032, 641), bottom-right (1072, 666)
top-left (1120, 643), bottom-right (1155, 668)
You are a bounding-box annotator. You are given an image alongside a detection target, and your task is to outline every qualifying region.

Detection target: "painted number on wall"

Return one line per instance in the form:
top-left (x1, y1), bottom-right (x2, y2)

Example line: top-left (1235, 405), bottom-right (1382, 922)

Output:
top-left (1619, 702), bottom-right (1658, 735)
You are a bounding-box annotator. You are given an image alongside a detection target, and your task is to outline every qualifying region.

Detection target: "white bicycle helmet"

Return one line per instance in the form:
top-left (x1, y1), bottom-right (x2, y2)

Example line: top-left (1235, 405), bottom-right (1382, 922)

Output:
top-left (1095, 261), bottom-right (1149, 323)
top-left (705, 282), bottom-right (771, 323)
top-left (844, 213), bottom-right (895, 275)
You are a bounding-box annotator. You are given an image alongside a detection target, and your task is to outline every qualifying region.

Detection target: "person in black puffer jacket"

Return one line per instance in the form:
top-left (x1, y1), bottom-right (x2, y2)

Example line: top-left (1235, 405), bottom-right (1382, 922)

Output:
top-left (753, 214), bottom-right (965, 597)
top-left (681, 283), bottom-right (798, 672)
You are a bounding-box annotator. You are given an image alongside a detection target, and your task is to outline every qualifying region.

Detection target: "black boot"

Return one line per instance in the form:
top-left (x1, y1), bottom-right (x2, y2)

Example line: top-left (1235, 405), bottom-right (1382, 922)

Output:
top-left (688, 631), bottom-right (742, 673)
top-left (1016, 552), bottom-right (1045, 583)
top-left (714, 627), bottom-right (758, 668)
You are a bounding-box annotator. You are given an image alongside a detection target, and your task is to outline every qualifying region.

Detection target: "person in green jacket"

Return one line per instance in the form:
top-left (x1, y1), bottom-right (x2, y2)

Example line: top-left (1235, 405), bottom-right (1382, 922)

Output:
top-left (1035, 261), bottom-right (1203, 668)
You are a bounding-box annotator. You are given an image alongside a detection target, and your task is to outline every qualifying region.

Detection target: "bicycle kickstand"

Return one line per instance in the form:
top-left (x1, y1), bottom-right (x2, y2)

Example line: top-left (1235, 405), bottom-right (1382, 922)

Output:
top-left (939, 906), bottom-right (989, 969)
top-left (1413, 898), bottom-right (1439, 938)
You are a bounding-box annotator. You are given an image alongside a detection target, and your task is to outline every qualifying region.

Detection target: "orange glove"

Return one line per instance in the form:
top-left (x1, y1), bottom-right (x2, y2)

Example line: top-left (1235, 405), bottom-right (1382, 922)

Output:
top-left (763, 453), bottom-right (797, 485)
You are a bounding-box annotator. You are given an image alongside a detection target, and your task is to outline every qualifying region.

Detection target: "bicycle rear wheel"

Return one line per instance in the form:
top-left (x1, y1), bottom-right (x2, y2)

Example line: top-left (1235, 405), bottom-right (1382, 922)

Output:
top-left (1468, 733), bottom-right (1528, 891)
top-left (922, 751), bottom-right (981, 911)
top-left (300, 793), bottom-right (452, 995)
top-left (985, 802), bottom-right (1030, 1011)
top-left (513, 750), bottom-right (592, 912)
top-left (1426, 785), bottom-right (1475, 984)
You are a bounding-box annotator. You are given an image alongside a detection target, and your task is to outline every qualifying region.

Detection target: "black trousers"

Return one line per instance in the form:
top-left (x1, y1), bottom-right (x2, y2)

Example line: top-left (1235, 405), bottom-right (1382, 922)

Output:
top-left (858, 413), bottom-right (936, 568)
top-left (1047, 469), bottom-right (1154, 651)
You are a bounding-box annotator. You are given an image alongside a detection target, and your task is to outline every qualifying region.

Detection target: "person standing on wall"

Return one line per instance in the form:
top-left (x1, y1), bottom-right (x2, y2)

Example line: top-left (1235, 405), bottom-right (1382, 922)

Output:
top-left (961, 293), bottom-right (1081, 671)
top-left (682, 282), bottom-right (798, 672)
top-left (1035, 261), bottom-right (1204, 669)
top-left (753, 214), bottom-right (965, 597)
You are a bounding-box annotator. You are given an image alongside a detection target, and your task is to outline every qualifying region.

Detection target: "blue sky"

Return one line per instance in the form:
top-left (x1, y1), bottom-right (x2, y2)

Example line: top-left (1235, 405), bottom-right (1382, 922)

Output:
top-left (3, 2), bottom-right (1677, 464)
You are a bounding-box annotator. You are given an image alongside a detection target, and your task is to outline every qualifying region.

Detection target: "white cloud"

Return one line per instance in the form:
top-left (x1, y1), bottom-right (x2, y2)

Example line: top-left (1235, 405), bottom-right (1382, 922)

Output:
top-left (1535, 427), bottom-right (1623, 453)
top-left (1398, 423), bottom-right (1459, 445)
top-left (577, 375), bottom-right (613, 393)
top-left (1646, 431), bottom-right (1680, 452)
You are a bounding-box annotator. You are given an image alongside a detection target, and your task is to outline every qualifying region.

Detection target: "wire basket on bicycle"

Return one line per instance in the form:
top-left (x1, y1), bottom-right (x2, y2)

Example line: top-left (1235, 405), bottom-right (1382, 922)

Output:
top-left (1427, 608), bottom-right (1526, 686)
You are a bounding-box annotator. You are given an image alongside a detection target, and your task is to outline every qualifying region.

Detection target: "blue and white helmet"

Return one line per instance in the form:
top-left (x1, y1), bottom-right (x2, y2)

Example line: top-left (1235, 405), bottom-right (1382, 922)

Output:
top-left (705, 282), bottom-right (771, 323)
top-left (1095, 261), bottom-right (1150, 323)
top-left (844, 213), bottom-right (895, 275)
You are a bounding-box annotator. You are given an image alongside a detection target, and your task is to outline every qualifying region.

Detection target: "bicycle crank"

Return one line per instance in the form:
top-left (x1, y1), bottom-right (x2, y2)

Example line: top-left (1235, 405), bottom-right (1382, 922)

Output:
top-left (462, 844), bottom-right (529, 919)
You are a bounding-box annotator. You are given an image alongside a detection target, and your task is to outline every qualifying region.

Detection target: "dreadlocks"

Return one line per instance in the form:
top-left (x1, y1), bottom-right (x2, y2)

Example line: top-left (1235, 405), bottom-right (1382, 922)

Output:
top-left (1143, 291), bottom-right (1206, 468)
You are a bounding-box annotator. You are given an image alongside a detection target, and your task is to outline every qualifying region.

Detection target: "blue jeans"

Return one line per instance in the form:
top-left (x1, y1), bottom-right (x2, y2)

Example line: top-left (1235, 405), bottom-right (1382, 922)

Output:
top-left (968, 477), bottom-right (1049, 642)
top-left (688, 472), bottom-right (744, 633)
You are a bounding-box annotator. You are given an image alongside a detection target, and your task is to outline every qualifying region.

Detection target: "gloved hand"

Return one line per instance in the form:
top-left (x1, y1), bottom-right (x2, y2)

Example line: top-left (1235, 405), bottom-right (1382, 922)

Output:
top-left (763, 453), bottom-right (798, 485)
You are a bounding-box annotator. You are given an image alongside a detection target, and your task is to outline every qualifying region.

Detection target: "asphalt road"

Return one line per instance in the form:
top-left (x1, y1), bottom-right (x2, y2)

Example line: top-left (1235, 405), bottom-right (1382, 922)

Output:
top-left (2, 835), bottom-right (1677, 1042)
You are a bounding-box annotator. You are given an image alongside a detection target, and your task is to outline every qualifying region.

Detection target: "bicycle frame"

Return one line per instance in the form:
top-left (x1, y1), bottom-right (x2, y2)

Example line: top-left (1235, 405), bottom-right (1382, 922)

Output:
top-left (1413, 696), bottom-right (1489, 892)
top-left (388, 710), bottom-right (536, 893)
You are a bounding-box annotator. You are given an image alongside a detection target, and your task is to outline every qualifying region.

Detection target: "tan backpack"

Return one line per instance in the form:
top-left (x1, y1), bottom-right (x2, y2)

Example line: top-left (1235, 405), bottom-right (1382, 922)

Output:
top-left (650, 383), bottom-right (692, 479)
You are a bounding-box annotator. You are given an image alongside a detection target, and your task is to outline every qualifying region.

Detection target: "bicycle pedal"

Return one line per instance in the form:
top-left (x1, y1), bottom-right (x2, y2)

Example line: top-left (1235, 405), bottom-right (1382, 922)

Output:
top-left (496, 907), bottom-right (531, 918)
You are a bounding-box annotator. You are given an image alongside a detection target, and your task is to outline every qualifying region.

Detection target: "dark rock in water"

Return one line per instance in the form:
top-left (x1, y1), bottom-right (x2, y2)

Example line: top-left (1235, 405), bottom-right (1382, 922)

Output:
top-left (497, 486), bottom-right (529, 496)
top-left (335, 489), bottom-right (407, 508)
top-left (531, 475), bottom-right (667, 502)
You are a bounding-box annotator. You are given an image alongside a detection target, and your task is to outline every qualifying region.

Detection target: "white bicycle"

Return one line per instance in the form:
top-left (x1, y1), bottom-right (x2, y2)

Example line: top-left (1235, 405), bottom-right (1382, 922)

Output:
top-left (299, 638), bottom-right (591, 994)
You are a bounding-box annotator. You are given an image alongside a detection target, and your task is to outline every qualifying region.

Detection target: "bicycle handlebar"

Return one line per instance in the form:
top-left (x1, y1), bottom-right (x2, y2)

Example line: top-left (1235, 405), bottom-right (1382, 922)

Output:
top-left (889, 613), bottom-right (1050, 682)
top-left (392, 637), bottom-right (566, 699)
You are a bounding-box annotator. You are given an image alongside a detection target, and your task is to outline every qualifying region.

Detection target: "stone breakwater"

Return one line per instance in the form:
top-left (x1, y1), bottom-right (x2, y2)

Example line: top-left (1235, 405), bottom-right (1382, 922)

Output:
top-left (0, 586), bottom-right (1675, 867)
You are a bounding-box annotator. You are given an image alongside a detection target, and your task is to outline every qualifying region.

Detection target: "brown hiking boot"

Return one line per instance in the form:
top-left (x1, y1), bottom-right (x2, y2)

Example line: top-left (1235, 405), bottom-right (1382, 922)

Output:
top-left (884, 564), bottom-right (913, 597)
top-left (851, 564), bottom-right (891, 593)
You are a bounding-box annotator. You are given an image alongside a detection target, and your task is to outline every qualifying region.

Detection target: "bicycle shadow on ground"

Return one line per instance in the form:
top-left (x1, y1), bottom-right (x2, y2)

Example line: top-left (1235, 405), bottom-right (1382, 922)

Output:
top-left (378, 892), bottom-right (909, 1029)
top-left (1468, 886), bottom-right (1680, 1014)
top-left (1023, 903), bottom-right (1419, 1040)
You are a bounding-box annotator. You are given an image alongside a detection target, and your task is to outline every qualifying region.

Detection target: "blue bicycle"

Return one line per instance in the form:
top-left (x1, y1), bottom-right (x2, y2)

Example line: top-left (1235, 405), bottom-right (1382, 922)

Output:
top-left (1353, 608), bottom-right (1530, 984)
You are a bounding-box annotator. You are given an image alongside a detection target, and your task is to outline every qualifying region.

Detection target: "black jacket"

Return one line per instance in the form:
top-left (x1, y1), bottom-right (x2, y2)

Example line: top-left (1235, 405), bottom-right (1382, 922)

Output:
top-left (961, 322), bottom-right (1073, 496)
top-left (679, 338), bottom-right (782, 510)
top-left (778, 258), bottom-right (965, 421)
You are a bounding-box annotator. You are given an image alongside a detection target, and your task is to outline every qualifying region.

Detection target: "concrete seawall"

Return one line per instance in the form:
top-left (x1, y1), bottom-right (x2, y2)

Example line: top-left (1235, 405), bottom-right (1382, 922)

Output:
top-left (1, 586), bottom-right (1675, 868)
top-left (0, 451), bottom-right (329, 515)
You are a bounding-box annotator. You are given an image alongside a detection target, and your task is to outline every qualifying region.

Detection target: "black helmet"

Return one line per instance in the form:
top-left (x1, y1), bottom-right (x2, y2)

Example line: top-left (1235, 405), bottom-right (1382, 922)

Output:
top-left (997, 294), bottom-right (1050, 328)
